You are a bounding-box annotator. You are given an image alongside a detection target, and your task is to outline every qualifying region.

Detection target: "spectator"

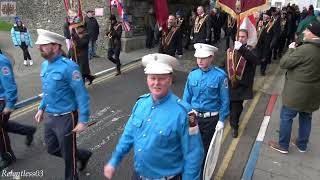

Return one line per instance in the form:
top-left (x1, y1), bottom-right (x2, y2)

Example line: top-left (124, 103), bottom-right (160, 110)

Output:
top-left (144, 8), bottom-right (156, 49)
top-left (10, 17), bottom-right (33, 66)
top-left (85, 10), bottom-right (100, 59)
top-left (268, 20), bottom-right (320, 154)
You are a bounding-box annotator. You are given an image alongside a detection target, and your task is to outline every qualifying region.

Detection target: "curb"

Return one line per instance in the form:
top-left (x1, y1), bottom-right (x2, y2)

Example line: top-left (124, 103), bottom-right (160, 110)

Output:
top-left (14, 58), bottom-right (141, 110)
top-left (241, 94), bottom-right (278, 180)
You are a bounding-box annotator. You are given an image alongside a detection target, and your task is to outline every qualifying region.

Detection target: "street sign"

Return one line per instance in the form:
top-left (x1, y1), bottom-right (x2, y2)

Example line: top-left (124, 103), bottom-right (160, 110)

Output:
top-left (1, 1), bottom-right (16, 17)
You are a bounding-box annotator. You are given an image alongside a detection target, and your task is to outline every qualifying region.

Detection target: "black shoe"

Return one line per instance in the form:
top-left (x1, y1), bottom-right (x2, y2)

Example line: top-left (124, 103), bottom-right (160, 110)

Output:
top-left (232, 129), bottom-right (238, 138)
top-left (0, 155), bottom-right (16, 170)
top-left (93, 55), bottom-right (100, 58)
top-left (26, 128), bottom-right (36, 146)
top-left (78, 152), bottom-right (92, 172)
top-left (115, 71), bottom-right (121, 76)
top-left (87, 75), bottom-right (96, 85)
top-left (260, 71), bottom-right (266, 76)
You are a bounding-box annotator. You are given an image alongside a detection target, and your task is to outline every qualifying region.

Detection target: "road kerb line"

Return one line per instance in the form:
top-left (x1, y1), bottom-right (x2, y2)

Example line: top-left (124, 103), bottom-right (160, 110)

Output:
top-left (215, 66), bottom-right (280, 179)
top-left (215, 92), bottom-right (262, 180)
top-left (10, 62), bottom-right (141, 120)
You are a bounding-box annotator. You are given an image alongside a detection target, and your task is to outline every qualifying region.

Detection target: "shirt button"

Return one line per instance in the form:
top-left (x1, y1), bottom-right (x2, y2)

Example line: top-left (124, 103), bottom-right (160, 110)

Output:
top-left (159, 131), bottom-right (162, 134)
top-left (152, 106), bottom-right (155, 109)
top-left (147, 119), bottom-right (151, 122)
top-left (143, 134), bottom-right (146, 137)
top-left (138, 149), bottom-right (142, 152)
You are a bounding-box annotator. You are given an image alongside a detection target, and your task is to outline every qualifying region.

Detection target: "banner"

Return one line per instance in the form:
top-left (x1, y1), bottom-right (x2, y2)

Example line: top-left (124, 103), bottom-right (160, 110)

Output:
top-left (63, 0), bottom-right (84, 28)
top-left (217, 0), bottom-right (268, 19)
top-left (154, 0), bottom-right (169, 32)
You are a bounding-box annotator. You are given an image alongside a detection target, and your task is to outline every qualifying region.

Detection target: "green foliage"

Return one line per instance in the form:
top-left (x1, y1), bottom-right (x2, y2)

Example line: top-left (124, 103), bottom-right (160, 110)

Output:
top-left (0, 20), bottom-right (12, 31)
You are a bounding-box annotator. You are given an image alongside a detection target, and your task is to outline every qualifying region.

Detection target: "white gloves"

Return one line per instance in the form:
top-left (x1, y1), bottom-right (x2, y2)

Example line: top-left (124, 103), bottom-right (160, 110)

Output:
top-left (215, 121), bottom-right (224, 131)
top-left (289, 42), bottom-right (297, 49)
top-left (234, 41), bottom-right (242, 50)
top-left (190, 36), bottom-right (193, 40)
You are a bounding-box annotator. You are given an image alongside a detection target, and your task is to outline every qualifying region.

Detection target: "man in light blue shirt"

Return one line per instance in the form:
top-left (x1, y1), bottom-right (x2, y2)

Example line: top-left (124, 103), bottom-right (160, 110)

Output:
top-left (104, 53), bottom-right (204, 180)
top-left (34, 29), bottom-right (92, 180)
top-left (183, 43), bottom-right (229, 177)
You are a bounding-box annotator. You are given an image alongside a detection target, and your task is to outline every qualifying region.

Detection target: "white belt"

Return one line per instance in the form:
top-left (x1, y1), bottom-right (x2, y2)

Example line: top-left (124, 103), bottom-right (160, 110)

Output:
top-left (139, 176), bottom-right (175, 180)
top-left (49, 111), bottom-right (72, 117)
top-left (195, 111), bottom-right (218, 118)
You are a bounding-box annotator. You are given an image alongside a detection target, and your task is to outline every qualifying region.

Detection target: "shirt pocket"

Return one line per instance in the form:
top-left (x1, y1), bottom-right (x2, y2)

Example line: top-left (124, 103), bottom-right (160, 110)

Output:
top-left (153, 127), bottom-right (172, 147)
top-left (190, 80), bottom-right (198, 94)
top-left (51, 72), bottom-right (64, 89)
top-left (206, 82), bottom-right (219, 99)
top-left (131, 117), bottom-right (144, 140)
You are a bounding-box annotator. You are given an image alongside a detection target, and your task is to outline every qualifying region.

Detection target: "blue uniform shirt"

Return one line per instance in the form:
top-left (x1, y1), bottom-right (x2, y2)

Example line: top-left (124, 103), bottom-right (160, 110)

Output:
top-left (39, 55), bottom-right (90, 123)
top-left (0, 54), bottom-right (17, 109)
top-left (183, 66), bottom-right (230, 122)
top-left (108, 91), bottom-right (203, 180)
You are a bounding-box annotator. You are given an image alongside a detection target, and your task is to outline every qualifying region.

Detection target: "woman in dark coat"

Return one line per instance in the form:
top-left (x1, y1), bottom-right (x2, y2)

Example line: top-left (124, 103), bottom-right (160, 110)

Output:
top-left (69, 26), bottom-right (95, 85)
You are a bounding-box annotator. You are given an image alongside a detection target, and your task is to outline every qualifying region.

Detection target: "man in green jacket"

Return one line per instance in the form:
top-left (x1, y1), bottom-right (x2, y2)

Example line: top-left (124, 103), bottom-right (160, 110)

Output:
top-left (268, 20), bottom-right (320, 154)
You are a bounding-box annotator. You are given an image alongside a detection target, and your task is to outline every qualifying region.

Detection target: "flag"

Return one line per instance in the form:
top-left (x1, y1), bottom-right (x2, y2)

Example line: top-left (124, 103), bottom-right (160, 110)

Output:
top-left (217, 0), bottom-right (268, 19)
top-left (109, 0), bottom-right (131, 32)
top-left (239, 15), bottom-right (257, 46)
top-left (154, 0), bottom-right (169, 32)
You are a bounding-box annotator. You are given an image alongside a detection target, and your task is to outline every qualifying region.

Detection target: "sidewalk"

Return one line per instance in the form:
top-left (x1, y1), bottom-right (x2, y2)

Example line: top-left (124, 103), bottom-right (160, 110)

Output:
top-left (250, 72), bottom-right (320, 180)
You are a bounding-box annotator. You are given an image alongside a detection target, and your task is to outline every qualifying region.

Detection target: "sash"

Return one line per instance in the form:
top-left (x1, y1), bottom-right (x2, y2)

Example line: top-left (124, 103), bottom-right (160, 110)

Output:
top-left (107, 23), bottom-right (121, 38)
top-left (161, 27), bottom-right (177, 46)
top-left (266, 19), bottom-right (274, 33)
top-left (227, 48), bottom-right (247, 88)
top-left (193, 15), bottom-right (208, 33)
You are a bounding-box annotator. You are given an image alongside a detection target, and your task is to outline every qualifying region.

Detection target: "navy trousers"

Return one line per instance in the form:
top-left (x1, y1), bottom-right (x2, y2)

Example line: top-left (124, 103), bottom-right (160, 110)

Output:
top-left (44, 111), bottom-right (91, 180)
top-left (0, 100), bottom-right (36, 161)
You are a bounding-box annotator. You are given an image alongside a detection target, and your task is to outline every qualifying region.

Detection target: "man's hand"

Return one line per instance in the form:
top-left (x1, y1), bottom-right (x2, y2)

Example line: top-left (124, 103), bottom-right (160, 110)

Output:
top-left (104, 164), bottom-right (115, 179)
top-left (215, 121), bottom-right (224, 131)
top-left (289, 42), bottom-right (297, 49)
top-left (72, 122), bottom-right (87, 133)
top-left (190, 36), bottom-right (193, 40)
top-left (35, 109), bottom-right (44, 123)
top-left (234, 41), bottom-right (242, 50)
top-left (3, 107), bottom-right (13, 115)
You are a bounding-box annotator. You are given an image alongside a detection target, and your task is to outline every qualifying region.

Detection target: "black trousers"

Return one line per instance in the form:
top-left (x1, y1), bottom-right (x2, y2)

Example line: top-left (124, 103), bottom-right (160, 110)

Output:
top-left (107, 48), bottom-right (121, 71)
top-left (0, 100), bottom-right (36, 160)
top-left (213, 27), bottom-right (221, 43)
top-left (132, 171), bottom-right (182, 180)
top-left (197, 114), bottom-right (219, 179)
top-left (19, 42), bottom-right (32, 60)
top-left (146, 28), bottom-right (154, 49)
top-left (260, 50), bottom-right (272, 74)
top-left (277, 36), bottom-right (287, 57)
top-left (44, 111), bottom-right (91, 180)
top-left (229, 100), bottom-right (244, 130)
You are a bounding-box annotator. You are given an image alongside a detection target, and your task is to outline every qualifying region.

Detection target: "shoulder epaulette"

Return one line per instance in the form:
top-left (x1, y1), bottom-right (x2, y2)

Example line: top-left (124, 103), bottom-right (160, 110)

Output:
top-left (191, 66), bottom-right (199, 71)
top-left (177, 98), bottom-right (192, 113)
top-left (214, 66), bottom-right (227, 76)
top-left (138, 93), bottom-right (150, 100)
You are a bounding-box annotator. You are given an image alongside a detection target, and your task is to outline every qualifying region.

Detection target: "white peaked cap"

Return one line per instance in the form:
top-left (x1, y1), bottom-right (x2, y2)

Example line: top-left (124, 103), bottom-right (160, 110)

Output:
top-left (35, 29), bottom-right (66, 45)
top-left (142, 53), bottom-right (179, 74)
top-left (194, 43), bottom-right (218, 58)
